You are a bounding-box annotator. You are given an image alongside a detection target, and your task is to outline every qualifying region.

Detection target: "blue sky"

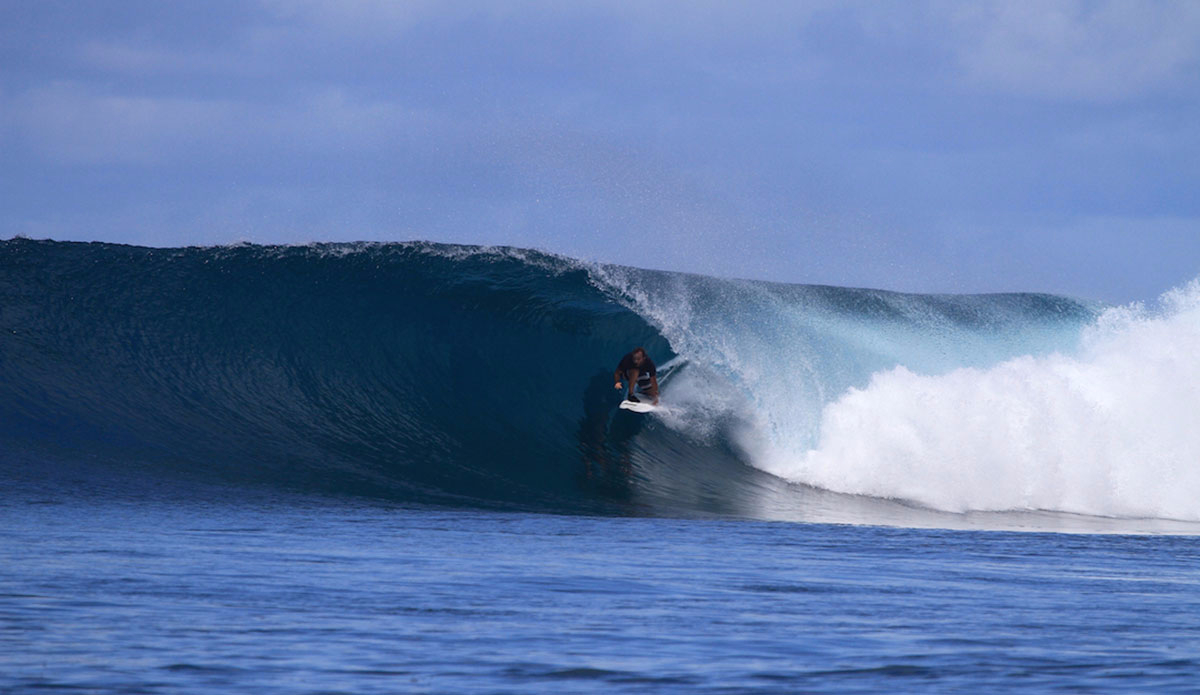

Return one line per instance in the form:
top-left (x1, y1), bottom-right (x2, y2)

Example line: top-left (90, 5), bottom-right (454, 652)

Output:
top-left (3, 1), bottom-right (1198, 303)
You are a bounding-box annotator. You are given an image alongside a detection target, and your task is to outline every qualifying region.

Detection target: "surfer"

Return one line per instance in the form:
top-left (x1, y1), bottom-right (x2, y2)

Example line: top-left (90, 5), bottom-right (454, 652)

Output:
top-left (614, 347), bottom-right (659, 405)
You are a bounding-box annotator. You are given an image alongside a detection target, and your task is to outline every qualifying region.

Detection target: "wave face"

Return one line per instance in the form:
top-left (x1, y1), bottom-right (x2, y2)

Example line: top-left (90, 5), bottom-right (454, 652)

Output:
top-left (3, 239), bottom-right (1197, 525)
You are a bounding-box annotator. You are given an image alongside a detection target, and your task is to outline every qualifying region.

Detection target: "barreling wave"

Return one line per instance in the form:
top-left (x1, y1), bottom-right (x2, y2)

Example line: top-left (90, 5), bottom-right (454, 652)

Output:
top-left (3, 238), bottom-right (1198, 528)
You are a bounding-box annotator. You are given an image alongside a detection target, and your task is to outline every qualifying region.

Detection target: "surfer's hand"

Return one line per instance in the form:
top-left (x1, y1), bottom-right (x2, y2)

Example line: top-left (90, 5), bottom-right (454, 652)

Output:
top-left (614, 382), bottom-right (622, 390)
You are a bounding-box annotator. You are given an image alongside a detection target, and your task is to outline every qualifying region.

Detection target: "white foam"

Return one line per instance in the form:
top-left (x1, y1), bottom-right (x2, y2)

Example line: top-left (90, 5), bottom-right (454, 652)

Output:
top-left (764, 281), bottom-right (1200, 520)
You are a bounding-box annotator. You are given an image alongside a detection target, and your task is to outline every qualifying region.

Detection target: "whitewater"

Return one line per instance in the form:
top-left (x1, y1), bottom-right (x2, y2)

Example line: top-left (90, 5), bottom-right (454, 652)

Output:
top-left (783, 286), bottom-right (1200, 520)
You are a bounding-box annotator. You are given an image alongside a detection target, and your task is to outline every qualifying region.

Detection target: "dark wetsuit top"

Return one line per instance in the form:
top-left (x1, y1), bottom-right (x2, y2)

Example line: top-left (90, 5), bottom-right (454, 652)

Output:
top-left (616, 353), bottom-right (656, 387)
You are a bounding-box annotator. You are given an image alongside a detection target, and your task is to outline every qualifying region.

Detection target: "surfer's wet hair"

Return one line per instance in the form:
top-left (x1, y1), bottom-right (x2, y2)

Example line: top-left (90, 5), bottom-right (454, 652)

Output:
top-left (632, 347), bottom-right (646, 357)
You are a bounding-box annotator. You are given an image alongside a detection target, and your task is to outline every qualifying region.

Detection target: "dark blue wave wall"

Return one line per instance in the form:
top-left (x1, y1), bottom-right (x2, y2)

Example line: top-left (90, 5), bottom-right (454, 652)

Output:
top-left (0, 239), bottom-right (683, 511)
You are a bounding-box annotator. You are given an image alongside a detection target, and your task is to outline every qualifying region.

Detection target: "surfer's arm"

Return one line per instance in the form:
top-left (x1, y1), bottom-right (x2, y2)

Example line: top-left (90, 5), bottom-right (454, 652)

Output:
top-left (614, 367), bottom-right (624, 389)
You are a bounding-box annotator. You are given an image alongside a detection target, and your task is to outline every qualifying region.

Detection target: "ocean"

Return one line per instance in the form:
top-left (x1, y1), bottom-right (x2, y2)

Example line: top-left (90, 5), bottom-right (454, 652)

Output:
top-left (3, 238), bottom-right (1199, 693)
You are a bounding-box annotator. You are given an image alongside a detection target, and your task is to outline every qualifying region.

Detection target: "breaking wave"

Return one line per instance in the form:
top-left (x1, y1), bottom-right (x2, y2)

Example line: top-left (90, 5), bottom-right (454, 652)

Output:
top-left (3, 238), bottom-right (1196, 527)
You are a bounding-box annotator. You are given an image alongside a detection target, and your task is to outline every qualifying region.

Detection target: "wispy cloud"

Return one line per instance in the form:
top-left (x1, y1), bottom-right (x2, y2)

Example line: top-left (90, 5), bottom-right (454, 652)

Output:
top-left (944, 1), bottom-right (1200, 101)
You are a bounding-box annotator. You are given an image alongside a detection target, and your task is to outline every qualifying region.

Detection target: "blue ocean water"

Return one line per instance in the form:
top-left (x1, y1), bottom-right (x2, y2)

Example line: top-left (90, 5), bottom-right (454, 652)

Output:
top-left (3, 492), bottom-right (1200, 694)
top-left (4, 239), bottom-right (1200, 692)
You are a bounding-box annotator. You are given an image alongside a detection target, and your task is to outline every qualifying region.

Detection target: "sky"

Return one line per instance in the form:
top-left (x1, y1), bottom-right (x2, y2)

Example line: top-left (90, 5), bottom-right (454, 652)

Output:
top-left (2, 0), bottom-right (1199, 303)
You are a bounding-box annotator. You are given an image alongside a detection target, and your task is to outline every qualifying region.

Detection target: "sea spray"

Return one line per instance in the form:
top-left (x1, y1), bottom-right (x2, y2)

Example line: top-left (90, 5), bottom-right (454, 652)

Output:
top-left (765, 281), bottom-right (1200, 520)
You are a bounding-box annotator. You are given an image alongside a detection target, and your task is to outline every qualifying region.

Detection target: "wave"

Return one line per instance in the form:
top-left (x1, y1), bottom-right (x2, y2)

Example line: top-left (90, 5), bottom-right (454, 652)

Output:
top-left (2, 238), bottom-right (1197, 528)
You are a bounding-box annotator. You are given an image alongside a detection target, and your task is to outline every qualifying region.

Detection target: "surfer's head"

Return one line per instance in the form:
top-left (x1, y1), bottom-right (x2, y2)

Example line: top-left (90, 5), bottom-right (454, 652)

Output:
top-left (631, 347), bottom-right (647, 365)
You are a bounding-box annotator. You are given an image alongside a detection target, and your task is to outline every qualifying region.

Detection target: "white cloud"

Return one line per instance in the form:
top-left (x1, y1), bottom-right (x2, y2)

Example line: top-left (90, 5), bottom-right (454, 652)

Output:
top-left (6, 82), bottom-right (442, 166)
top-left (943, 0), bottom-right (1200, 101)
top-left (7, 83), bottom-right (240, 165)
top-left (256, 0), bottom-right (475, 38)
top-left (78, 40), bottom-right (242, 77)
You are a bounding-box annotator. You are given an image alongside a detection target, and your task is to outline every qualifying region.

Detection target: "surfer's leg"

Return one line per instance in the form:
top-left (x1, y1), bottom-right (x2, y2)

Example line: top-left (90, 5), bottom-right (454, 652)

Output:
top-left (625, 369), bottom-right (640, 401)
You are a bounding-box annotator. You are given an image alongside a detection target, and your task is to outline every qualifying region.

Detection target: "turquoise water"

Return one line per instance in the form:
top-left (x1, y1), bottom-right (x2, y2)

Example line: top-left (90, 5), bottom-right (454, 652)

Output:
top-left (4, 492), bottom-right (1199, 694)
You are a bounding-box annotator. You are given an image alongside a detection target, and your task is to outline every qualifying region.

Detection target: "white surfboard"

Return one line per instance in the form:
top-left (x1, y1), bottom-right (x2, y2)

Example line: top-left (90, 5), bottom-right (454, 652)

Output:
top-left (617, 356), bottom-right (682, 414)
